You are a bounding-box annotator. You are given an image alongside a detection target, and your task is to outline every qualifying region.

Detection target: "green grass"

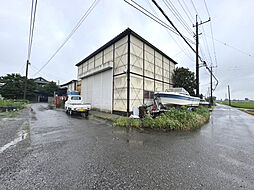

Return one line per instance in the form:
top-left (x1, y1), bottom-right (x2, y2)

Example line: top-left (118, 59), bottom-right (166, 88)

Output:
top-left (24, 123), bottom-right (30, 133)
top-left (113, 106), bottom-right (210, 131)
top-left (218, 101), bottom-right (254, 109)
top-left (239, 109), bottom-right (254, 116)
top-left (0, 99), bottom-right (28, 110)
top-left (92, 114), bottom-right (115, 121)
top-left (0, 111), bottom-right (20, 118)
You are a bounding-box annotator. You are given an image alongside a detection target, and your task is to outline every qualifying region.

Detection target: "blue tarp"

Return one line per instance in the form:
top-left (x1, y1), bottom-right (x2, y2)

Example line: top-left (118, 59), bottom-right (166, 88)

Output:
top-left (67, 91), bottom-right (79, 95)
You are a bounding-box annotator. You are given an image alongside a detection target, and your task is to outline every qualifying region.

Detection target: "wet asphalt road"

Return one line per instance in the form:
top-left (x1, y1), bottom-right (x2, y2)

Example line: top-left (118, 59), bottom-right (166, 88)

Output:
top-left (0, 103), bottom-right (254, 189)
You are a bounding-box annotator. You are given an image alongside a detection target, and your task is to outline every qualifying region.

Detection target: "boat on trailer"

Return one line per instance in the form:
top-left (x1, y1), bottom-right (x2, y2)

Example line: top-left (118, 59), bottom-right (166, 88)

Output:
top-left (155, 88), bottom-right (200, 107)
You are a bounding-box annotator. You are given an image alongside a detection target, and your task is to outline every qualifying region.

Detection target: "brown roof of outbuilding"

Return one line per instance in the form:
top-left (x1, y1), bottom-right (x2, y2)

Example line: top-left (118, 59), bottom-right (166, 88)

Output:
top-left (60, 80), bottom-right (77, 87)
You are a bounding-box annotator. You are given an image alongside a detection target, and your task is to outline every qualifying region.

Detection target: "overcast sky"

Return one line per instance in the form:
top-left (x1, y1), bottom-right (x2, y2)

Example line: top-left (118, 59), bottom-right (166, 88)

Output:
top-left (0, 0), bottom-right (253, 100)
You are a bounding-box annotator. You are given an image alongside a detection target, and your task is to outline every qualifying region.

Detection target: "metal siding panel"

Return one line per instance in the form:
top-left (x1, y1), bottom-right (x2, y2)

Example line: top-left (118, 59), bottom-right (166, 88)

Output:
top-left (130, 35), bottom-right (143, 76)
top-left (164, 83), bottom-right (170, 91)
top-left (155, 81), bottom-right (163, 92)
top-left (104, 45), bottom-right (113, 63)
top-left (115, 36), bottom-right (128, 48)
top-left (144, 78), bottom-right (154, 91)
top-left (130, 34), bottom-right (143, 48)
top-left (88, 58), bottom-right (94, 71)
top-left (114, 54), bottom-right (127, 75)
top-left (113, 75), bottom-right (127, 112)
top-left (95, 52), bottom-right (103, 67)
top-left (102, 70), bottom-right (113, 111)
top-left (130, 74), bottom-right (143, 111)
top-left (170, 61), bottom-right (175, 84)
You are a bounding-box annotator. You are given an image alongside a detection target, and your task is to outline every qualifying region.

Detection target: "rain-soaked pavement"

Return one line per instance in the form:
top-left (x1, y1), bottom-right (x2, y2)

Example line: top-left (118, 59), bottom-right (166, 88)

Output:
top-left (0, 103), bottom-right (254, 189)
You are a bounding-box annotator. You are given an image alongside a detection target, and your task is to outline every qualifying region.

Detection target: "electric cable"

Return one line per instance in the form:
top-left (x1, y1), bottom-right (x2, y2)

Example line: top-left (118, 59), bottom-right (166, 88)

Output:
top-left (163, 0), bottom-right (194, 36)
top-left (33, 0), bottom-right (100, 76)
top-left (143, 0), bottom-right (195, 61)
top-left (204, 0), bottom-right (218, 67)
top-left (126, 0), bottom-right (195, 44)
top-left (204, 34), bottom-right (252, 57)
top-left (27, 0), bottom-right (38, 61)
top-left (151, 0), bottom-right (199, 58)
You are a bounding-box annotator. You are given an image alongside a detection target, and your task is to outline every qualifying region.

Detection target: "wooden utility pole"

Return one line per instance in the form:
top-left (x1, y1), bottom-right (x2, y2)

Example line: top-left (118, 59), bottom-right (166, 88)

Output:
top-left (23, 60), bottom-right (30, 99)
top-left (193, 15), bottom-right (210, 97)
top-left (210, 66), bottom-right (213, 105)
top-left (228, 85), bottom-right (231, 106)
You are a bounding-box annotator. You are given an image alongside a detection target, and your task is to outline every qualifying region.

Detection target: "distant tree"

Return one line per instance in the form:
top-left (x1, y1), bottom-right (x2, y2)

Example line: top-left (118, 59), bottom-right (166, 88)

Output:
top-left (205, 96), bottom-right (216, 103)
top-left (0, 73), bottom-right (37, 99)
top-left (172, 67), bottom-right (196, 96)
top-left (38, 81), bottom-right (58, 96)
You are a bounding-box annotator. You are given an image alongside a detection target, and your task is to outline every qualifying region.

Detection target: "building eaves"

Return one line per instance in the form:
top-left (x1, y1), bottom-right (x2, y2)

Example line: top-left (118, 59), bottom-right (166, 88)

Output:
top-left (60, 79), bottom-right (77, 87)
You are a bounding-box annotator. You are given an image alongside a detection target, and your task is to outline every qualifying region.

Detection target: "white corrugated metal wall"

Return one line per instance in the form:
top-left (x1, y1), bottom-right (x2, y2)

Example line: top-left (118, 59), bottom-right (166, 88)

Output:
top-left (81, 69), bottom-right (113, 112)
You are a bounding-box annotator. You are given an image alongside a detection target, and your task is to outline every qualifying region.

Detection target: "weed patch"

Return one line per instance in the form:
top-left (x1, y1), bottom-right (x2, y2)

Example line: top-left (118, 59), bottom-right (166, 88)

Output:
top-left (113, 106), bottom-right (210, 131)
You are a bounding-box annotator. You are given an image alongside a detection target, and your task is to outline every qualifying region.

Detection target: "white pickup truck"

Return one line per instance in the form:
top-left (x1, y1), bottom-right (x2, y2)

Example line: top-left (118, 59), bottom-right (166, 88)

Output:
top-left (65, 95), bottom-right (91, 117)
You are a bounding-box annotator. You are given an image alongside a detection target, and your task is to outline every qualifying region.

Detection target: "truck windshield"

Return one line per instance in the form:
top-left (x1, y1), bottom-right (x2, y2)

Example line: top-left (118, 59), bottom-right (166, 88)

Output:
top-left (71, 96), bottom-right (81, 100)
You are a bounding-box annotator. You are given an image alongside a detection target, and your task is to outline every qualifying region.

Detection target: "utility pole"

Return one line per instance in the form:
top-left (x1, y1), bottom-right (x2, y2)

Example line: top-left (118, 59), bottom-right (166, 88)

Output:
top-left (23, 60), bottom-right (30, 99)
top-left (228, 85), bottom-right (231, 106)
top-left (193, 15), bottom-right (210, 97)
top-left (210, 66), bottom-right (213, 105)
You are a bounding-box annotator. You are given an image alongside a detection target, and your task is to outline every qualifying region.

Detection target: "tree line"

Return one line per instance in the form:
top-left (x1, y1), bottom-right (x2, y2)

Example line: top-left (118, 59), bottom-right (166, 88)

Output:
top-left (0, 73), bottom-right (58, 100)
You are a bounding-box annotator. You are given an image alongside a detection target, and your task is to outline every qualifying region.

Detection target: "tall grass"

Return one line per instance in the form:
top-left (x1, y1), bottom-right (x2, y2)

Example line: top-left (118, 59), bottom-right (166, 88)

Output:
top-left (113, 106), bottom-right (210, 131)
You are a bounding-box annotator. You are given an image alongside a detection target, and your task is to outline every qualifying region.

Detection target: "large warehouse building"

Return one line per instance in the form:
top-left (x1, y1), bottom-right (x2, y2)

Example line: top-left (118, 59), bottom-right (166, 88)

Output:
top-left (76, 28), bottom-right (177, 114)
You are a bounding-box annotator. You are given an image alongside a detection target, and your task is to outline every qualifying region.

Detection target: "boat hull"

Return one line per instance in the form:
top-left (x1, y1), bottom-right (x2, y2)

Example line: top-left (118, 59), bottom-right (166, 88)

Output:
top-left (156, 93), bottom-right (200, 107)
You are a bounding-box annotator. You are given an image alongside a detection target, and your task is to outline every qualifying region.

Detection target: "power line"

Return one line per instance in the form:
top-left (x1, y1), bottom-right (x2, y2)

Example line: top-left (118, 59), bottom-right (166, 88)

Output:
top-left (177, 0), bottom-right (194, 24)
top-left (163, 0), bottom-right (194, 36)
top-left (27, 0), bottom-right (34, 61)
top-left (30, 65), bottom-right (67, 81)
top-left (126, 0), bottom-right (178, 35)
top-left (190, 0), bottom-right (199, 18)
top-left (33, 0), bottom-right (99, 77)
top-left (181, 0), bottom-right (194, 21)
top-left (144, 0), bottom-right (195, 62)
top-left (203, 0), bottom-right (218, 67)
top-left (203, 0), bottom-right (211, 17)
top-left (151, 0), bottom-right (197, 56)
top-left (24, 0), bottom-right (38, 99)
top-left (189, 0), bottom-right (218, 98)
top-left (201, 25), bottom-right (213, 65)
top-left (204, 34), bottom-right (252, 57)
top-left (125, 0), bottom-right (195, 44)
top-left (189, 0), bottom-right (213, 66)
top-left (124, 0), bottom-right (196, 62)
top-left (27, 0), bottom-right (38, 61)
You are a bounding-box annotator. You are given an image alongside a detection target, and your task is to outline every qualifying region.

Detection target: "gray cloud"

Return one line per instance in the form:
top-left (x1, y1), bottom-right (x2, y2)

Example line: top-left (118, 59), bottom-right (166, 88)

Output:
top-left (0, 0), bottom-right (253, 100)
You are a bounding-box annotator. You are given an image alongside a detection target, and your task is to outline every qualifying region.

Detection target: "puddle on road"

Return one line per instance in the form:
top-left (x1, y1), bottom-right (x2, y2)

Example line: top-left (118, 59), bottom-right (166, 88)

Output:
top-left (0, 130), bottom-right (28, 153)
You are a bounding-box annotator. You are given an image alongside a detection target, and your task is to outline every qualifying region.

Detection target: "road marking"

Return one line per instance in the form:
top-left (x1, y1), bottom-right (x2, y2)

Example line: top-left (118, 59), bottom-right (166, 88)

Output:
top-left (0, 130), bottom-right (28, 154)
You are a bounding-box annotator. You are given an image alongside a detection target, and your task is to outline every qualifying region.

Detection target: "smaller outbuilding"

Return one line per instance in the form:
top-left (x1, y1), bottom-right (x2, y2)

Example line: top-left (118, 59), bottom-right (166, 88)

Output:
top-left (34, 77), bottom-right (49, 88)
top-left (34, 77), bottom-right (50, 102)
top-left (60, 80), bottom-right (78, 92)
